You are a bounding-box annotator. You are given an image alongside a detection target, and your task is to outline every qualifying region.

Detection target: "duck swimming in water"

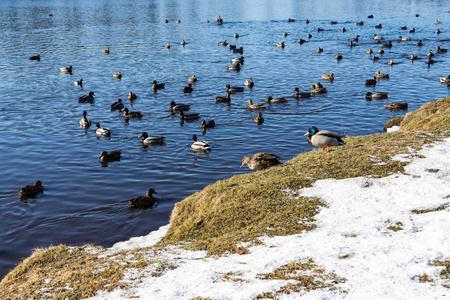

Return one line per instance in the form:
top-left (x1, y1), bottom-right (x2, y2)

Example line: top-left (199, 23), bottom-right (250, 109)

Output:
top-left (225, 84), bottom-right (244, 93)
top-left (365, 92), bottom-right (389, 100)
top-left (139, 132), bottom-right (165, 145)
top-left (254, 112), bottom-right (264, 125)
top-left (79, 110), bottom-right (91, 128)
top-left (98, 150), bottom-right (122, 162)
top-left (128, 188), bottom-right (159, 209)
top-left (78, 91), bottom-right (95, 103)
top-left (96, 122), bottom-right (111, 137)
top-left (169, 101), bottom-right (190, 113)
top-left (247, 99), bottom-right (266, 109)
top-left (292, 87), bottom-right (311, 98)
top-left (113, 71), bottom-right (122, 79)
top-left (266, 96), bottom-right (288, 104)
top-left (304, 126), bottom-right (345, 153)
top-left (111, 99), bottom-right (124, 111)
top-left (191, 134), bottom-right (210, 151)
top-left (19, 180), bottom-right (44, 198)
top-left (128, 91), bottom-right (137, 100)
top-left (123, 108), bottom-right (143, 119)
top-left (244, 78), bottom-right (254, 87)
top-left (60, 66), bottom-right (73, 74)
top-left (152, 80), bottom-right (165, 90)
top-left (241, 153), bottom-right (281, 170)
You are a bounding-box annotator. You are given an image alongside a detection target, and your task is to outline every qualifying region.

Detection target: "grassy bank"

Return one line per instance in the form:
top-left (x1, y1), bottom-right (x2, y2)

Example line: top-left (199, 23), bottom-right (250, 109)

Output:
top-left (1, 98), bottom-right (449, 299)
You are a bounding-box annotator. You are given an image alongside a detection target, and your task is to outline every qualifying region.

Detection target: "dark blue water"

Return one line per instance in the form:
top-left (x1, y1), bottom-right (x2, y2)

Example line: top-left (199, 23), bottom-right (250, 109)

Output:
top-left (0, 0), bottom-right (449, 278)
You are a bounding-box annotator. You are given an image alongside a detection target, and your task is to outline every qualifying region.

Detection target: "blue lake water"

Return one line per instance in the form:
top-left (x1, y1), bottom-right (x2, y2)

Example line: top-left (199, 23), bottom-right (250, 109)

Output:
top-left (0, 0), bottom-right (449, 278)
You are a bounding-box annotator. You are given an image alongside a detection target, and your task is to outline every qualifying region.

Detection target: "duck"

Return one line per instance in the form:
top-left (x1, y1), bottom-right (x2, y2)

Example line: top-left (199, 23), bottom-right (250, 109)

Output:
top-left (349, 41), bottom-right (357, 47)
top-left (123, 108), bottom-right (143, 119)
top-left (233, 47), bottom-right (244, 54)
top-left (266, 96), bottom-right (288, 104)
top-left (367, 14), bottom-right (374, 18)
top-left (78, 91), bottom-right (95, 103)
top-left (335, 53), bottom-right (343, 60)
top-left (439, 76), bottom-right (450, 84)
top-left (283, 31), bottom-right (288, 37)
top-left (179, 111), bottom-right (200, 121)
top-left (113, 71), bottom-right (122, 79)
top-left (214, 16), bottom-right (223, 24)
top-left (201, 120), bottom-right (215, 129)
top-left (79, 110), bottom-right (91, 128)
top-left (229, 45), bottom-right (237, 50)
top-left (371, 55), bottom-right (380, 61)
top-left (96, 122), bottom-right (111, 136)
top-left (373, 35), bottom-right (383, 40)
top-left (240, 152), bottom-right (281, 170)
top-left (128, 188), bottom-right (159, 209)
top-left (437, 46), bottom-right (448, 53)
top-left (111, 99), bottom-right (124, 111)
top-left (191, 134), bottom-right (210, 151)
top-left (387, 59), bottom-right (395, 65)
top-left (244, 78), bottom-right (254, 87)
top-left (321, 73), bottom-right (334, 80)
top-left (254, 112), bottom-right (264, 125)
top-left (401, 26), bottom-right (407, 30)
top-left (180, 40), bottom-right (186, 46)
top-left (366, 49), bottom-right (373, 54)
top-left (19, 180), bottom-right (44, 198)
top-left (59, 66), bottom-right (73, 74)
top-left (225, 84), bottom-right (244, 93)
top-left (349, 35), bottom-right (360, 42)
top-left (227, 63), bottom-right (241, 71)
top-left (426, 57), bottom-right (435, 65)
top-left (139, 132), bottom-right (165, 145)
top-left (298, 38), bottom-right (306, 44)
top-left (356, 21), bottom-right (364, 26)
top-left (317, 27), bottom-right (324, 32)
top-left (409, 28), bottom-right (415, 33)
top-left (152, 80), bottom-right (165, 90)
top-left (247, 99), bottom-right (266, 109)
top-left (410, 54), bottom-right (418, 60)
top-left (215, 91), bottom-right (231, 103)
top-left (169, 101), bottom-right (190, 112)
top-left (277, 42), bottom-right (285, 48)
top-left (102, 48), bottom-right (110, 54)
top-left (74, 79), bottom-right (83, 88)
top-left (310, 83), bottom-right (327, 94)
top-left (218, 40), bottom-right (228, 46)
top-left (188, 75), bottom-right (197, 82)
top-left (435, 19), bottom-right (442, 24)
top-left (29, 54), bottom-right (40, 61)
top-left (234, 33), bottom-right (239, 38)
top-left (128, 91), bottom-right (137, 100)
top-left (384, 101), bottom-right (408, 110)
top-left (307, 33), bottom-right (312, 39)
top-left (98, 150), bottom-right (122, 162)
top-left (230, 56), bottom-right (245, 64)
top-left (375, 23), bottom-right (382, 29)
top-left (304, 126), bottom-right (345, 153)
top-left (183, 83), bottom-right (194, 93)
top-left (377, 47), bottom-right (385, 54)
top-left (365, 76), bottom-right (377, 86)
top-left (331, 21), bottom-right (337, 25)
top-left (416, 40), bottom-right (423, 46)
top-left (306, 19), bottom-right (310, 24)
top-left (427, 50), bottom-right (434, 58)
top-left (342, 27), bottom-right (347, 32)
top-left (165, 43), bottom-right (171, 49)
top-left (383, 41), bottom-right (393, 48)
top-left (317, 47), bottom-right (323, 53)
top-left (399, 36), bottom-right (411, 41)
top-left (288, 18), bottom-right (295, 22)
top-left (292, 87), bottom-right (311, 98)
top-left (375, 70), bottom-right (389, 79)
top-left (365, 92), bottom-right (389, 100)
top-left (436, 29), bottom-right (441, 34)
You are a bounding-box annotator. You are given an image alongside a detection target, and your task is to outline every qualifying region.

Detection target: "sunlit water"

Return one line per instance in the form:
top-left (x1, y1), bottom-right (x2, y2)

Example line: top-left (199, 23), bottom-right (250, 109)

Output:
top-left (0, 0), bottom-right (449, 278)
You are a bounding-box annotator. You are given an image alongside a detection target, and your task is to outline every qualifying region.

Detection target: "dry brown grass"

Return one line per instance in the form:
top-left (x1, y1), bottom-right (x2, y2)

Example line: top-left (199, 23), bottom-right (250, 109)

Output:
top-left (400, 97), bottom-right (450, 132)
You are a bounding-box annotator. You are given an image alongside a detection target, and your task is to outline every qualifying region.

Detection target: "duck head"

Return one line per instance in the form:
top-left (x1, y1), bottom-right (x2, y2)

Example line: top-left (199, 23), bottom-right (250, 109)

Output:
top-left (304, 126), bottom-right (319, 136)
top-left (146, 188), bottom-right (158, 197)
top-left (139, 132), bottom-right (148, 139)
top-left (240, 156), bottom-right (251, 168)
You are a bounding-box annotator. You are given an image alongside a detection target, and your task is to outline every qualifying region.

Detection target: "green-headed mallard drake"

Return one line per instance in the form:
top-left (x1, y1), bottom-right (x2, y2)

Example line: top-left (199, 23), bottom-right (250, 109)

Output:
top-left (231, 57), bottom-right (244, 64)
top-left (365, 76), bottom-right (377, 86)
top-left (321, 73), bottom-right (334, 80)
top-left (29, 54), bottom-right (40, 61)
top-left (292, 87), bottom-right (311, 98)
top-left (191, 134), bottom-right (210, 151)
top-left (304, 126), bottom-right (345, 153)
top-left (152, 80), bottom-right (165, 90)
top-left (179, 111), bottom-right (200, 121)
top-left (227, 63), bottom-right (241, 71)
top-left (78, 91), bottom-right (95, 103)
top-left (225, 84), bottom-right (244, 93)
top-left (365, 92), bottom-right (389, 100)
top-left (375, 70), bottom-right (389, 79)
top-left (244, 78), bottom-right (254, 87)
top-left (128, 188), bottom-right (159, 209)
top-left (188, 75), bottom-right (197, 82)
top-left (254, 112), bottom-right (264, 125)
top-left (123, 108), bottom-right (143, 119)
top-left (60, 65), bottom-right (73, 74)
top-left (183, 83), bottom-right (194, 93)
top-left (399, 36), bottom-right (411, 41)
top-left (384, 101), bottom-right (408, 110)
top-left (111, 99), bottom-right (124, 111)
top-left (215, 91), bottom-right (231, 103)
top-left (99, 150), bottom-right (122, 162)
top-left (19, 180), bottom-right (44, 198)
top-left (266, 96), bottom-right (288, 104)
top-left (139, 132), bottom-right (165, 145)
top-left (201, 120), bottom-right (215, 129)
top-left (79, 110), bottom-right (91, 128)
top-left (113, 71), bottom-right (122, 79)
top-left (169, 101), bottom-right (190, 112)
top-left (128, 91), bottom-right (137, 100)
top-left (74, 79), bottom-right (83, 87)
top-left (218, 40), bottom-right (228, 46)
top-left (96, 122), bottom-right (111, 137)
top-left (102, 48), bottom-right (110, 54)
top-left (247, 99), bottom-right (266, 109)
top-left (241, 152), bottom-right (281, 170)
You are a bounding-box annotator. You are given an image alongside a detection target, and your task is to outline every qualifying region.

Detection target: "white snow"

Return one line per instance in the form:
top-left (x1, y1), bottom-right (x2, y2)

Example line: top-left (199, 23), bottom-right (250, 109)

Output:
top-left (89, 137), bottom-right (450, 300)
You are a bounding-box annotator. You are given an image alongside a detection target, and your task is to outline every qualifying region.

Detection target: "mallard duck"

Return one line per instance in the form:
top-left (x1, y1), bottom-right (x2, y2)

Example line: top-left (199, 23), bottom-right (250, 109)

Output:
top-left (230, 57), bottom-right (245, 64)
top-left (191, 134), bottom-right (210, 151)
top-left (165, 43), bottom-right (171, 49)
top-left (254, 112), bottom-right (264, 125)
top-left (384, 101), bottom-right (408, 110)
top-left (409, 28), bottom-right (415, 33)
top-left (410, 54), bottom-right (418, 60)
top-left (214, 16), bottom-right (223, 24)
top-left (96, 122), bottom-right (111, 136)
top-left (375, 23), bottom-right (382, 29)
top-left (59, 66), bottom-right (73, 74)
top-left (317, 47), bottom-right (323, 53)
top-left (79, 110), bottom-right (91, 128)
top-left (247, 99), bottom-right (266, 109)
top-left (307, 33), bottom-right (312, 39)
top-left (377, 47), bottom-right (385, 54)
top-left (437, 46), bottom-right (448, 53)
top-left (78, 91), bottom-right (95, 103)
top-left (215, 91), bottom-right (231, 103)
top-left (366, 49), bottom-right (373, 54)
top-left (304, 126), bottom-right (345, 153)
top-left (435, 19), bottom-right (442, 24)
top-left (188, 75), bottom-right (197, 82)
top-left (128, 188), bottom-right (159, 209)
top-left (356, 21), bottom-right (364, 26)
top-left (401, 26), bottom-right (407, 30)
top-left (399, 36), bottom-right (411, 41)
top-left (367, 14), bottom-right (374, 18)
top-left (306, 19), bottom-right (310, 24)
top-left (139, 132), bottom-right (165, 145)
top-left (317, 27), bottom-right (324, 32)
top-left (349, 35), bottom-right (360, 42)
top-left (240, 153), bottom-right (281, 170)
top-left (373, 35), bottom-right (383, 40)
top-left (310, 83), bottom-right (327, 94)
top-left (416, 40), bottom-right (423, 46)
top-left (335, 53), bottom-right (343, 60)
top-left (244, 78), bottom-right (254, 87)
top-left (292, 87), bottom-right (311, 98)
top-left (183, 84), bottom-right (194, 93)
top-left (74, 79), bottom-right (83, 87)
top-left (113, 71), bottom-right (122, 79)
top-left (288, 18), bottom-right (295, 22)
top-left (152, 80), bottom-right (165, 90)
top-left (19, 180), bottom-right (44, 198)
top-left (365, 76), bottom-right (377, 86)
top-left (439, 76), bottom-right (450, 84)
top-left (111, 99), bottom-right (124, 111)
top-left (99, 150), bottom-right (122, 162)
top-left (342, 27), bottom-right (347, 32)
top-left (225, 84), bottom-right (244, 93)
top-left (169, 101), bottom-right (190, 112)
top-left (233, 47), bottom-right (244, 54)
top-left (283, 31), bottom-right (288, 37)
top-left (266, 96), bottom-right (288, 104)
top-left (349, 41), bottom-right (357, 47)
top-left (218, 40), bottom-right (228, 46)
top-left (175, 19), bottom-right (181, 23)
top-left (234, 33), bottom-right (239, 38)
top-left (298, 38), bottom-right (306, 44)
top-left (102, 48), bottom-right (110, 54)
top-left (365, 92), bottom-right (389, 100)
top-left (201, 120), bottom-right (215, 129)
top-left (128, 91), bottom-right (137, 100)
top-left (229, 44), bottom-right (236, 50)
top-left (227, 63), bottom-right (241, 71)
top-left (375, 70), bottom-right (389, 79)
top-left (180, 40), bottom-right (186, 45)
top-left (321, 73), bottom-right (334, 80)
top-left (426, 57), bottom-right (435, 65)
top-left (123, 108), bottom-right (143, 118)
top-left (179, 111), bottom-right (200, 121)
top-left (277, 42), bottom-right (285, 48)
top-left (383, 41), bottom-right (393, 48)
top-left (387, 59), bottom-right (395, 65)
top-left (29, 54), bottom-right (40, 61)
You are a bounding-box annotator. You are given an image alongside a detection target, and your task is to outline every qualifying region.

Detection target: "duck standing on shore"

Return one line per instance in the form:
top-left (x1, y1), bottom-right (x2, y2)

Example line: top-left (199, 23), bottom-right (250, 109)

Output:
top-left (304, 126), bottom-right (345, 153)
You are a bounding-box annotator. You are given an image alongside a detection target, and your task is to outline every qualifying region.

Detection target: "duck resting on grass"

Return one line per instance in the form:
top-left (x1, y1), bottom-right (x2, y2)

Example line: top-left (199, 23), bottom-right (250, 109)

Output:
top-left (240, 152), bottom-right (281, 170)
top-left (128, 188), bottom-right (159, 209)
top-left (304, 126), bottom-right (345, 153)
top-left (19, 180), bottom-right (44, 198)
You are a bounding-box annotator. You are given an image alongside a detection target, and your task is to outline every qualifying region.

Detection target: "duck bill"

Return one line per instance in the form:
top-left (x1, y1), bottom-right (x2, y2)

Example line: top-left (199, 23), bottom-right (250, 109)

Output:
top-left (303, 132), bottom-right (309, 136)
